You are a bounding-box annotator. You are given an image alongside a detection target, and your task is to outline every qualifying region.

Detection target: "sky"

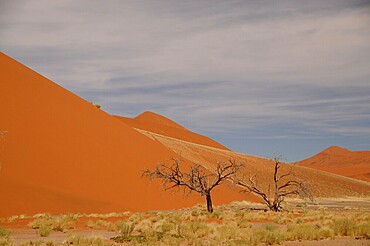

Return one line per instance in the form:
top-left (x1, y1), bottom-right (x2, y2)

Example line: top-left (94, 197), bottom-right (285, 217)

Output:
top-left (1, 0), bottom-right (370, 161)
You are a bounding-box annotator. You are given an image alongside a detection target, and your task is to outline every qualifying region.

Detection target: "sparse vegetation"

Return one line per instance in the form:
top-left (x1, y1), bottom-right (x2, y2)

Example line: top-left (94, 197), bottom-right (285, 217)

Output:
top-left (65, 234), bottom-right (112, 246)
top-left (2, 200), bottom-right (370, 245)
top-left (90, 102), bottom-right (101, 109)
top-left (28, 214), bottom-right (76, 236)
top-left (0, 226), bottom-right (12, 246)
top-left (0, 226), bottom-right (10, 238)
top-left (108, 205), bottom-right (370, 245)
top-left (38, 224), bottom-right (52, 237)
top-left (19, 240), bottom-right (45, 246)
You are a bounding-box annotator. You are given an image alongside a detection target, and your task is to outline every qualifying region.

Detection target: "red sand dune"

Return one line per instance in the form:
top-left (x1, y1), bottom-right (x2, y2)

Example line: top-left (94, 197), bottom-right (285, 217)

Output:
top-left (0, 52), bottom-right (245, 217)
top-left (115, 113), bottom-right (229, 150)
top-left (295, 146), bottom-right (370, 182)
top-left (1, 52), bottom-right (369, 217)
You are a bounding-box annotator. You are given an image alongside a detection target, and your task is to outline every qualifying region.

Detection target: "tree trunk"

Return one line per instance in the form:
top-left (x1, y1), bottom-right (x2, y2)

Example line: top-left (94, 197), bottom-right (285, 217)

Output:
top-left (206, 193), bottom-right (213, 213)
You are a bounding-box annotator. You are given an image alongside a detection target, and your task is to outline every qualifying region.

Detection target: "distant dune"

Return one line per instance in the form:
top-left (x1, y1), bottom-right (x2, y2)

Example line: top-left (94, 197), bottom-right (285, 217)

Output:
top-left (115, 112), bottom-right (229, 150)
top-left (295, 146), bottom-right (370, 182)
top-left (1, 52), bottom-right (369, 217)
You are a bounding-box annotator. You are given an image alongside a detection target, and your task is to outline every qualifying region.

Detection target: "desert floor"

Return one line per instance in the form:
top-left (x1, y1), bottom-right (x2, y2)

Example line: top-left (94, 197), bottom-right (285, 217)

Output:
top-left (1, 198), bottom-right (369, 245)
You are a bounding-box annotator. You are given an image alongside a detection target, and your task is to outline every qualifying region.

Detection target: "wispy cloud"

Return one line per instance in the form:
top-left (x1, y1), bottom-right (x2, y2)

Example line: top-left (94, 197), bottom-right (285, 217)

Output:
top-left (1, 0), bottom-right (370, 160)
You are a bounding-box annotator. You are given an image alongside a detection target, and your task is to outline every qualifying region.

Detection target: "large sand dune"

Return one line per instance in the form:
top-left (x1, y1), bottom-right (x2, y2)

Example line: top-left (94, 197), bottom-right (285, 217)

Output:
top-left (295, 146), bottom-right (370, 182)
top-left (0, 52), bottom-right (249, 216)
top-left (1, 52), bottom-right (369, 217)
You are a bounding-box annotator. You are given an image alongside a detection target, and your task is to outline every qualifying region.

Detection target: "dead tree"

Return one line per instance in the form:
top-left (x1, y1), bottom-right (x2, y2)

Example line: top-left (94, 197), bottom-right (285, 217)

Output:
top-left (143, 158), bottom-right (243, 213)
top-left (234, 156), bottom-right (313, 212)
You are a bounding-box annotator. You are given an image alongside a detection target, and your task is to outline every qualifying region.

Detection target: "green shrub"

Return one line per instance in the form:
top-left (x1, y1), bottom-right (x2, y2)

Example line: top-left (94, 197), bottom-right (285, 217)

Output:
top-left (331, 218), bottom-right (356, 236)
top-left (86, 220), bottom-right (95, 229)
top-left (296, 202), bottom-right (307, 208)
top-left (190, 221), bottom-right (211, 238)
top-left (115, 221), bottom-right (134, 237)
top-left (52, 216), bottom-right (75, 232)
top-left (208, 211), bottom-right (222, 219)
top-left (287, 224), bottom-right (332, 241)
top-left (160, 222), bottom-right (174, 234)
top-left (237, 218), bottom-right (250, 228)
top-left (45, 241), bottom-right (54, 246)
top-left (234, 211), bottom-right (245, 218)
top-left (1, 226), bottom-right (13, 246)
top-left (19, 240), bottom-right (44, 246)
top-left (0, 238), bottom-right (13, 246)
top-left (66, 235), bottom-right (111, 246)
top-left (251, 226), bottom-right (285, 245)
top-left (215, 224), bottom-right (238, 241)
top-left (0, 227), bottom-right (10, 238)
top-left (38, 224), bottom-right (52, 237)
top-left (294, 218), bottom-right (303, 224)
top-left (356, 222), bottom-right (370, 239)
top-left (28, 215), bottom-right (75, 233)
top-left (191, 210), bottom-right (200, 217)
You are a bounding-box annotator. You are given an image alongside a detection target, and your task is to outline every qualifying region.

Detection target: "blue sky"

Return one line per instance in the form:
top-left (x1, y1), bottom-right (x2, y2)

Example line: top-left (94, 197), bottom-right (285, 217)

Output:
top-left (1, 0), bottom-right (370, 161)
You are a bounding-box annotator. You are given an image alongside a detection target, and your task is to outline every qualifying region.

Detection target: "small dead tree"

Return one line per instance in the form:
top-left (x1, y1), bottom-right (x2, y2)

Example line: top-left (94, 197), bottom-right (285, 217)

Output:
top-left (234, 156), bottom-right (313, 212)
top-left (143, 158), bottom-right (243, 213)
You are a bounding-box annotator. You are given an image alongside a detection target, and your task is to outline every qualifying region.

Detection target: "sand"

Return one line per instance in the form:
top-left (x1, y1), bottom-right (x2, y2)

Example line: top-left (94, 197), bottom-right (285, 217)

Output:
top-left (296, 146), bottom-right (370, 182)
top-left (1, 52), bottom-right (369, 217)
top-left (0, 52), bottom-right (202, 216)
top-left (115, 112), bottom-right (228, 150)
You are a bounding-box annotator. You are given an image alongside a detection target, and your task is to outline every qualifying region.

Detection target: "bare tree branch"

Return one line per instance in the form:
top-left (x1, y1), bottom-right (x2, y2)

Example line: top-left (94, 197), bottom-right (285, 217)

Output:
top-left (143, 158), bottom-right (244, 213)
top-left (233, 156), bottom-right (313, 212)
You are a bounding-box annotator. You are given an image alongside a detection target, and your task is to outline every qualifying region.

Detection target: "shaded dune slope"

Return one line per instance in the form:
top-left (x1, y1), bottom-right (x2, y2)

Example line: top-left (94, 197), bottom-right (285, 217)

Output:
top-left (135, 130), bottom-right (370, 198)
top-left (0, 52), bottom-right (247, 216)
top-left (115, 113), bottom-right (229, 150)
top-left (295, 146), bottom-right (370, 182)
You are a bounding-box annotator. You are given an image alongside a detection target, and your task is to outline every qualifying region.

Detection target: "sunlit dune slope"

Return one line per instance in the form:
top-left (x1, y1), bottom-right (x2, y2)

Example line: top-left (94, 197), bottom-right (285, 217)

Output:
top-left (295, 146), bottom-right (370, 182)
top-left (0, 52), bottom-right (250, 217)
top-left (115, 112), bottom-right (229, 150)
top-left (0, 52), bottom-right (205, 216)
top-left (136, 130), bottom-right (370, 198)
top-left (1, 52), bottom-right (369, 217)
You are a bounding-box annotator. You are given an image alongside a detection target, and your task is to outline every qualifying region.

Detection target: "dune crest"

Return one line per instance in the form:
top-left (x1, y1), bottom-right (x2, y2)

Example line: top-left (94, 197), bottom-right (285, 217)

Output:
top-left (135, 111), bottom-right (186, 130)
top-left (115, 113), bottom-right (229, 150)
top-left (296, 146), bottom-right (370, 182)
top-left (321, 146), bottom-right (351, 155)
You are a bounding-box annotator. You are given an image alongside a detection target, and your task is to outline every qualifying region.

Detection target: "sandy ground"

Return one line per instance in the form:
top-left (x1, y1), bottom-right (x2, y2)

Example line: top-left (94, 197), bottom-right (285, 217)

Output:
top-left (8, 230), bottom-right (369, 246)
top-left (285, 197), bottom-right (370, 212)
top-left (9, 229), bottom-right (119, 245)
top-left (282, 238), bottom-right (370, 246)
top-left (2, 198), bottom-right (369, 245)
